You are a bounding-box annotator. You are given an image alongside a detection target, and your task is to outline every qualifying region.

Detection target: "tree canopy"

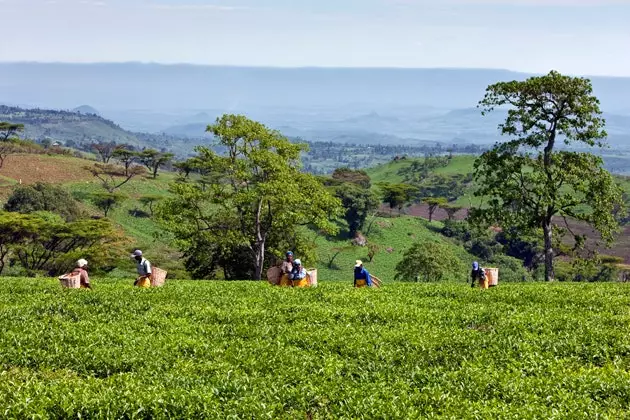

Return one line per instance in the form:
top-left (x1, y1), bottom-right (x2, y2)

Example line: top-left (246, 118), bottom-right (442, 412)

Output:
top-left (395, 241), bottom-right (463, 282)
top-left (4, 182), bottom-right (83, 222)
top-left (471, 70), bottom-right (624, 281)
top-left (158, 114), bottom-right (342, 280)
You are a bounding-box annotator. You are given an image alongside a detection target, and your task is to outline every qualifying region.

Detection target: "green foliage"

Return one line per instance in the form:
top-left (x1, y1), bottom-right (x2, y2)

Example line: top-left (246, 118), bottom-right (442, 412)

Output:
top-left (0, 122), bottom-right (24, 141)
top-left (331, 167), bottom-right (372, 188)
top-left (4, 182), bottom-right (83, 221)
top-left (398, 154), bottom-right (450, 182)
top-left (112, 147), bottom-right (139, 176)
top-left (0, 122), bottom-right (33, 169)
top-left (423, 197), bottom-right (448, 222)
top-left (158, 115), bottom-right (342, 280)
top-left (90, 192), bottom-right (128, 217)
top-left (555, 256), bottom-right (620, 283)
top-left (3, 280), bottom-right (630, 417)
top-left (86, 162), bottom-right (146, 193)
top-left (473, 70), bottom-right (624, 281)
top-left (138, 195), bottom-right (163, 216)
top-left (334, 184), bottom-right (380, 237)
top-left (378, 182), bottom-right (417, 214)
top-left (139, 149), bottom-right (174, 179)
top-left (395, 241), bottom-right (465, 282)
top-left (0, 211), bottom-right (125, 275)
top-left (91, 142), bottom-right (117, 163)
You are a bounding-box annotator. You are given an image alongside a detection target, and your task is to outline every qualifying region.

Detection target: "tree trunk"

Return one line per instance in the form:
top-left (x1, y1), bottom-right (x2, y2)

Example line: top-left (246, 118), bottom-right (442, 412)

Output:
top-left (254, 240), bottom-right (265, 281)
top-left (543, 217), bottom-right (555, 281)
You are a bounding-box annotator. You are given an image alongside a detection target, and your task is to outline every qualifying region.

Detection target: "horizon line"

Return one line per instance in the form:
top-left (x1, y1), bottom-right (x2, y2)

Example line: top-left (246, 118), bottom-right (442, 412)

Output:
top-left (2, 61), bottom-right (629, 79)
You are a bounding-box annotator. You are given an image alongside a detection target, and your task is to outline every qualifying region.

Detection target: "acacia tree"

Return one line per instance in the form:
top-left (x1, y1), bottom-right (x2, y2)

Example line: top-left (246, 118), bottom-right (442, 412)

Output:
top-left (158, 114), bottom-right (342, 280)
top-left (91, 192), bottom-right (127, 217)
top-left (140, 149), bottom-right (174, 179)
top-left (424, 197), bottom-right (447, 223)
top-left (378, 183), bottom-right (417, 215)
top-left (112, 147), bottom-right (139, 177)
top-left (0, 122), bottom-right (26, 169)
top-left (86, 163), bottom-right (145, 193)
top-left (471, 71), bottom-right (624, 281)
top-left (91, 142), bottom-right (118, 163)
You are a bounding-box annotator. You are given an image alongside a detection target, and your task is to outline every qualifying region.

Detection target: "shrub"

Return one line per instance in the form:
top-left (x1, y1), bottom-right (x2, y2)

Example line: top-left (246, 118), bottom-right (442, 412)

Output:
top-left (395, 241), bottom-right (465, 282)
top-left (487, 254), bottom-right (531, 282)
top-left (4, 182), bottom-right (83, 221)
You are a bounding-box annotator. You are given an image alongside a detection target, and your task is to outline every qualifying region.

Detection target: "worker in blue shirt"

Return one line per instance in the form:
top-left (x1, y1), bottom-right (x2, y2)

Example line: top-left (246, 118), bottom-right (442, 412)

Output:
top-left (354, 260), bottom-right (372, 288)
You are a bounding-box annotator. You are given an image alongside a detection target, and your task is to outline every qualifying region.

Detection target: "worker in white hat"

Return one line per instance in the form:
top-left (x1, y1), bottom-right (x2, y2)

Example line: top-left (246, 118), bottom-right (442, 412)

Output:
top-left (131, 250), bottom-right (152, 287)
top-left (353, 260), bottom-right (372, 288)
top-left (71, 258), bottom-right (91, 289)
top-left (289, 258), bottom-right (308, 287)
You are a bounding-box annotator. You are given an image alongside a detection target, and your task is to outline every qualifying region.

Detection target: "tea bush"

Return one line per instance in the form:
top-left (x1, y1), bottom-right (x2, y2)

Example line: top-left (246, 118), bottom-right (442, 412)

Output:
top-left (1, 279), bottom-right (630, 418)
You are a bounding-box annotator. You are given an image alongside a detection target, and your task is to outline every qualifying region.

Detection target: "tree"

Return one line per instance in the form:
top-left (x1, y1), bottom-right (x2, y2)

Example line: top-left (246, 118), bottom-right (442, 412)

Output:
top-left (0, 122), bottom-right (24, 141)
top-left (332, 167), bottom-right (371, 188)
top-left (379, 183), bottom-right (417, 215)
top-left (4, 182), bottom-right (83, 221)
top-left (395, 241), bottom-right (463, 282)
top-left (112, 147), bottom-right (140, 177)
top-left (0, 211), bottom-right (125, 275)
top-left (441, 203), bottom-right (463, 221)
top-left (158, 114), bottom-right (342, 281)
top-left (472, 71), bottom-right (624, 281)
top-left (140, 149), bottom-right (174, 179)
top-left (173, 159), bottom-right (198, 180)
top-left (91, 192), bottom-right (127, 217)
top-left (424, 197), bottom-right (447, 222)
top-left (0, 122), bottom-right (26, 169)
top-left (92, 142), bottom-right (118, 163)
top-left (139, 195), bottom-right (163, 216)
top-left (334, 184), bottom-right (380, 237)
top-left (86, 163), bottom-right (145, 193)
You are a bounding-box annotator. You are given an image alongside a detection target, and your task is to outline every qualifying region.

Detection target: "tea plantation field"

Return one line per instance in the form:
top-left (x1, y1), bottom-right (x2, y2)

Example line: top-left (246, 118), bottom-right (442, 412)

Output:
top-left (2, 279), bottom-right (630, 418)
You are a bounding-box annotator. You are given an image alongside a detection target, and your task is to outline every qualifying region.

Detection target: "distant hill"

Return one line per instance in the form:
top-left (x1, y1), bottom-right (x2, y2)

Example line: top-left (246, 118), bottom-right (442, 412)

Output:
top-left (73, 105), bottom-right (100, 115)
top-left (0, 105), bottom-right (141, 145)
top-left (3, 63), bottom-right (630, 113)
top-left (0, 105), bottom-right (198, 154)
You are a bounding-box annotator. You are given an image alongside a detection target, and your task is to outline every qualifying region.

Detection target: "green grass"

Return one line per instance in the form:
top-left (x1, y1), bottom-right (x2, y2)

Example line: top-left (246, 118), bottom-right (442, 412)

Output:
top-left (367, 155), bottom-right (475, 185)
top-left (314, 216), bottom-right (472, 283)
top-left (66, 172), bottom-right (185, 277)
top-left (2, 279), bottom-right (630, 418)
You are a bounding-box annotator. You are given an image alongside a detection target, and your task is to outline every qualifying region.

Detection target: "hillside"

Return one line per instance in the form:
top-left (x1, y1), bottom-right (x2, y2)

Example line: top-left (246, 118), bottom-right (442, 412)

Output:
top-left (0, 105), bottom-right (195, 154)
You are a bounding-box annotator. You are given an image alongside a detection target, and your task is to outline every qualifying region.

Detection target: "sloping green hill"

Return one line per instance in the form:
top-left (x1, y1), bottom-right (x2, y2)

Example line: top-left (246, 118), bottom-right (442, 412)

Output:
top-left (314, 217), bottom-right (473, 284)
top-left (367, 155), bottom-right (475, 184)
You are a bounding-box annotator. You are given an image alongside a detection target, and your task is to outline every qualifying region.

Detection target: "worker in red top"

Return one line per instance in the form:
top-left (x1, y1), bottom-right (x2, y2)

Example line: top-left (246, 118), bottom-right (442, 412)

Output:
top-left (71, 259), bottom-right (91, 289)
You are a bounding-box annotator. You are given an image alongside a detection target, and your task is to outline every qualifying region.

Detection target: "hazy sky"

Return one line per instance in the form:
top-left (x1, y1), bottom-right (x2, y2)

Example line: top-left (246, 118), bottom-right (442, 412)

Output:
top-left (1, 0), bottom-right (629, 76)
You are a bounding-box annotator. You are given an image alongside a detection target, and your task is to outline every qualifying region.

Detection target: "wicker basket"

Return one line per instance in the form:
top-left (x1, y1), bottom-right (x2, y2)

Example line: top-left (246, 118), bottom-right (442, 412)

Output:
top-left (486, 268), bottom-right (499, 287)
top-left (307, 269), bottom-right (318, 287)
top-left (371, 275), bottom-right (382, 288)
top-left (267, 266), bottom-right (281, 285)
top-left (59, 274), bottom-right (81, 289)
top-left (151, 267), bottom-right (168, 287)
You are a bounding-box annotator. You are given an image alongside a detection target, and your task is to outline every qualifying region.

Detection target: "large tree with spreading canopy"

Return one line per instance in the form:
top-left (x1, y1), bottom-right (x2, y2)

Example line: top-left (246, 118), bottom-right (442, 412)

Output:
top-left (471, 71), bottom-right (623, 281)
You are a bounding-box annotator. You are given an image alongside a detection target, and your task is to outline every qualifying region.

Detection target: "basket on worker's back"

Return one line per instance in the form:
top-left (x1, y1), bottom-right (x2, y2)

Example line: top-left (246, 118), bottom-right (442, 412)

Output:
top-left (59, 273), bottom-right (81, 289)
top-left (307, 269), bottom-right (318, 287)
top-left (266, 266), bottom-right (281, 285)
top-left (371, 275), bottom-right (382, 288)
top-left (151, 267), bottom-right (168, 287)
top-left (486, 268), bottom-right (499, 287)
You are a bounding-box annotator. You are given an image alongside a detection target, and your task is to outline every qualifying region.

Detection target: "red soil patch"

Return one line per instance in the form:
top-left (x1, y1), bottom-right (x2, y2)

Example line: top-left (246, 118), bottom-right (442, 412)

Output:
top-left (0, 154), bottom-right (93, 184)
top-left (0, 154), bottom-right (95, 196)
